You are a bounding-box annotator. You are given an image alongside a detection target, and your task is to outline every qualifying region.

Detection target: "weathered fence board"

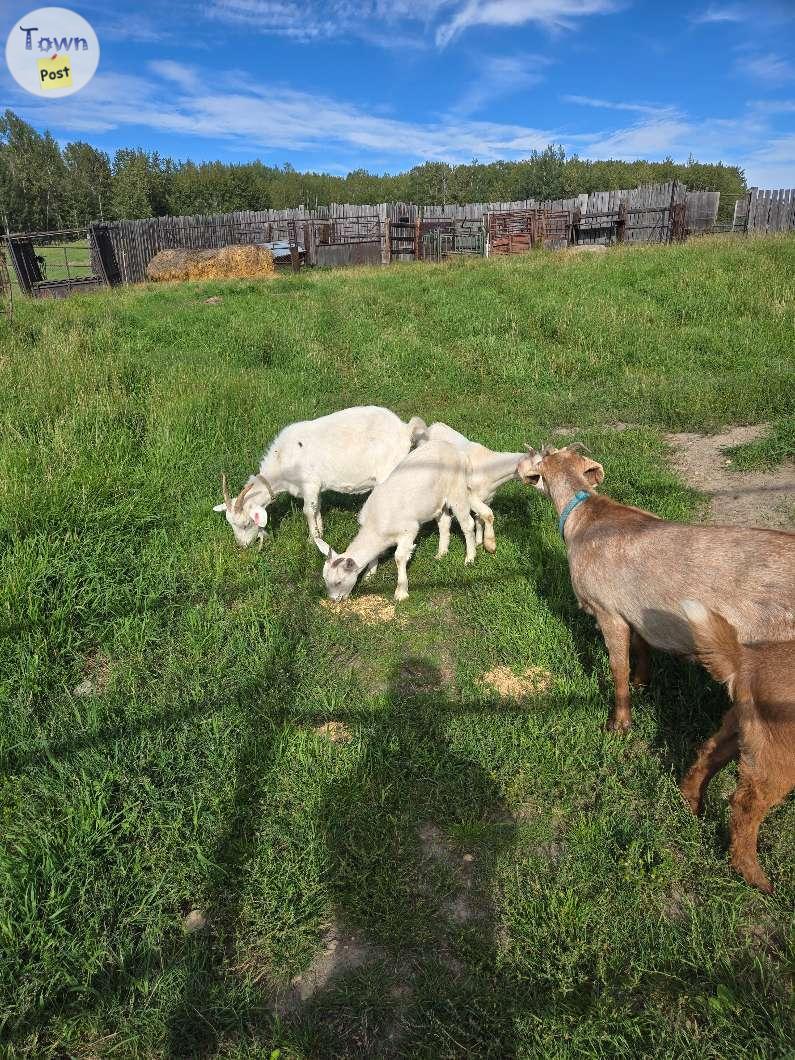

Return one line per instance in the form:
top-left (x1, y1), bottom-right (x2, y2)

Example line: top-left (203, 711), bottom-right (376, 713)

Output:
top-left (739, 188), bottom-right (795, 234)
top-left (685, 191), bottom-right (720, 234)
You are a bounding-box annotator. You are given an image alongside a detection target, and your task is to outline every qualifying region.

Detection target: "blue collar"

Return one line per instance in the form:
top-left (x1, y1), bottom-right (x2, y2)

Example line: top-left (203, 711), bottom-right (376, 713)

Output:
top-left (558, 490), bottom-right (591, 536)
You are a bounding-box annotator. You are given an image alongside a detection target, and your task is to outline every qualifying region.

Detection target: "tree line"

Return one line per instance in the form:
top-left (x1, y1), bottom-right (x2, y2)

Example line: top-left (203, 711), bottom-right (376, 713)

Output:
top-left (0, 109), bottom-right (747, 233)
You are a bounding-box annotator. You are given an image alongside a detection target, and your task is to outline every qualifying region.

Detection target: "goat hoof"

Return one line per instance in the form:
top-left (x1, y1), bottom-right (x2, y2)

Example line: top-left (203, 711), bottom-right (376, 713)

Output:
top-left (605, 716), bottom-right (632, 734)
top-left (394, 588), bottom-right (409, 602)
top-left (735, 863), bottom-right (774, 894)
top-left (484, 539), bottom-right (497, 554)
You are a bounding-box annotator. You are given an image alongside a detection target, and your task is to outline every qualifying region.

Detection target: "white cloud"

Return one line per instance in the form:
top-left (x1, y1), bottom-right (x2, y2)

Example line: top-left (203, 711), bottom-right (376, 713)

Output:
top-left (738, 131), bottom-right (795, 186)
top-left (562, 94), bottom-right (670, 115)
top-left (751, 98), bottom-right (795, 114)
top-left (435, 0), bottom-right (619, 45)
top-left (203, 0), bottom-right (619, 47)
top-left (15, 65), bottom-right (554, 164)
top-left (577, 116), bottom-right (693, 158)
top-left (203, 0), bottom-right (442, 41)
top-left (148, 61), bottom-right (201, 92)
top-left (691, 3), bottom-right (746, 24)
top-left (736, 52), bottom-right (794, 83)
top-left (454, 55), bottom-right (550, 115)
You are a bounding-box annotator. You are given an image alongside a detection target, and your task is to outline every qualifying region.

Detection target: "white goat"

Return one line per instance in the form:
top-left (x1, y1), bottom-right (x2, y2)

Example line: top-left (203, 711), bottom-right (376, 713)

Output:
top-left (315, 440), bottom-right (477, 601)
top-left (419, 422), bottom-right (524, 552)
top-left (214, 406), bottom-right (426, 547)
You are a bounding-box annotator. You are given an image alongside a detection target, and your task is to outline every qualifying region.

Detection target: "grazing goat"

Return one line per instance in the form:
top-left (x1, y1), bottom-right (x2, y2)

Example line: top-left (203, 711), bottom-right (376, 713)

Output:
top-left (420, 422), bottom-right (524, 552)
top-left (680, 601), bottom-right (795, 894)
top-left (214, 406), bottom-right (426, 547)
top-left (315, 440), bottom-right (477, 601)
top-left (518, 444), bottom-right (795, 731)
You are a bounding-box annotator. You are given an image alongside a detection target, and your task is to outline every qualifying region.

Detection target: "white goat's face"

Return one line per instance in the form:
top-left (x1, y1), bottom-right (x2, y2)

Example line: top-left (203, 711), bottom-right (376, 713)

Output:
top-left (321, 550), bottom-right (359, 601)
top-left (517, 449), bottom-right (547, 493)
top-left (215, 505), bottom-right (263, 548)
top-left (213, 474), bottom-right (268, 549)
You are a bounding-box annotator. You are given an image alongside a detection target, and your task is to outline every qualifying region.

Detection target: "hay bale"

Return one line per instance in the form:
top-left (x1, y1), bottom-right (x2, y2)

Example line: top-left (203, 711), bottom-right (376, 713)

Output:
top-left (146, 244), bottom-right (275, 282)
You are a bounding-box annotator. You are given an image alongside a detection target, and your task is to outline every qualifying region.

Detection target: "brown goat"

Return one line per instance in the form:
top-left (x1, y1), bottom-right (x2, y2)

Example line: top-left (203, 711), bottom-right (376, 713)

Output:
top-left (680, 600), bottom-right (795, 893)
top-left (518, 445), bottom-right (795, 732)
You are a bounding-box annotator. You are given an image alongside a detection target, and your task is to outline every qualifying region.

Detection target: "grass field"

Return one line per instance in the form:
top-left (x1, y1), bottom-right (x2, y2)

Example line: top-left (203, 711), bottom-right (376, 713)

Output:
top-left (1, 236), bottom-right (794, 1058)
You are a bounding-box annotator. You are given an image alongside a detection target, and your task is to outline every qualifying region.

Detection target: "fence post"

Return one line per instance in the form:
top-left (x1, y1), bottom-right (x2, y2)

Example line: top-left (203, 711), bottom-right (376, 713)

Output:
top-left (616, 201), bottom-right (626, 243)
top-left (382, 215), bottom-right (391, 265)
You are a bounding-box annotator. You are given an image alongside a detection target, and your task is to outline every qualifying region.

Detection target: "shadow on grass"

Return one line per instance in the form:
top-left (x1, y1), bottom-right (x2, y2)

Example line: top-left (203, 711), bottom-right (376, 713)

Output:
top-left (268, 657), bottom-right (522, 1058)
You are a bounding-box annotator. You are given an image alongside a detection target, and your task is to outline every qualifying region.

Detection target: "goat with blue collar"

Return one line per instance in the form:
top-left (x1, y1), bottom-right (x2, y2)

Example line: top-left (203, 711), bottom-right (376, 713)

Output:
top-left (518, 443), bottom-right (795, 734)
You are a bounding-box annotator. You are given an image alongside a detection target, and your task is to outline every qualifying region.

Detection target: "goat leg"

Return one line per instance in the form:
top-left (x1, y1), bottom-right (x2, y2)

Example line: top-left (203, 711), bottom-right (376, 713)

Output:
top-left (595, 608), bottom-right (633, 732)
top-left (469, 496), bottom-right (496, 553)
top-left (680, 706), bottom-right (739, 816)
top-left (630, 631), bottom-right (651, 689)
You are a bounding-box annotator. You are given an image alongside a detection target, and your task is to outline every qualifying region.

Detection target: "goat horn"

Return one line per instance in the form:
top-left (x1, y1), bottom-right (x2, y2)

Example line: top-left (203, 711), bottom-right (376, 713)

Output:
top-left (256, 474), bottom-right (275, 498)
top-left (234, 479), bottom-right (256, 514)
top-left (221, 472), bottom-right (232, 508)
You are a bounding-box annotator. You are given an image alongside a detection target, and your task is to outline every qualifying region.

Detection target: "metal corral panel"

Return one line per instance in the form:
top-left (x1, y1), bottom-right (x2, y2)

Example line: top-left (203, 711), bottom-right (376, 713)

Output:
top-left (316, 241), bottom-right (382, 268)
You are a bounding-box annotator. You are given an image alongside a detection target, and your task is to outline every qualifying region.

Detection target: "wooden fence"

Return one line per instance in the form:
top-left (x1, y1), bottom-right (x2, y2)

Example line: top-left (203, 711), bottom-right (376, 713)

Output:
top-left (90, 181), bottom-right (700, 284)
top-left (65, 181), bottom-right (795, 288)
top-left (732, 188), bottom-right (795, 234)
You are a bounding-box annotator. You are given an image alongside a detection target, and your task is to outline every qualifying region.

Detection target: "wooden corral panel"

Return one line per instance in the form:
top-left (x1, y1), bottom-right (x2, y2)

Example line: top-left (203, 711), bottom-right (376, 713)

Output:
top-left (315, 241), bottom-right (381, 268)
top-left (685, 191), bottom-right (720, 234)
top-left (741, 188), bottom-right (795, 234)
top-left (488, 209), bottom-right (571, 253)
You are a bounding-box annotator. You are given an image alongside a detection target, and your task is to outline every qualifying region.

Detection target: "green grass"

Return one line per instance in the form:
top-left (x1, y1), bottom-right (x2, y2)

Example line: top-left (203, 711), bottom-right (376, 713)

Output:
top-left (725, 415), bottom-right (795, 472)
top-left (1, 236), bottom-right (794, 1058)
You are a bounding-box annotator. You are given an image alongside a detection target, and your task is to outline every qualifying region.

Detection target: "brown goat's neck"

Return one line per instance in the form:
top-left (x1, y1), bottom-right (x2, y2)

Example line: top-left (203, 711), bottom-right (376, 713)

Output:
top-left (546, 471), bottom-right (593, 516)
top-left (546, 472), bottom-right (597, 540)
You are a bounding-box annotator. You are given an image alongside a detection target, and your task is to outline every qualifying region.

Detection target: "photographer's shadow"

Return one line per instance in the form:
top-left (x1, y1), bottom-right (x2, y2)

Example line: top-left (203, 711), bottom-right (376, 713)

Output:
top-left (275, 656), bottom-right (522, 1057)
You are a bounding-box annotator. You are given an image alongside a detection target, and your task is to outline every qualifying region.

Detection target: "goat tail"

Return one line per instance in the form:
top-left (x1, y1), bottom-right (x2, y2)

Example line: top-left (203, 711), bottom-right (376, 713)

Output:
top-left (681, 600), bottom-right (742, 687)
top-left (407, 416), bottom-right (428, 447)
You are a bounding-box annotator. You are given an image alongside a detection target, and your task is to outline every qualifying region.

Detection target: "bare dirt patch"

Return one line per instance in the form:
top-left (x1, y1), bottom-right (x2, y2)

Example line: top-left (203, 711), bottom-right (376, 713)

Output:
top-left (561, 244), bottom-right (608, 255)
top-left (665, 426), bottom-right (795, 529)
top-left (73, 650), bottom-right (111, 698)
top-left (418, 822), bottom-right (490, 930)
top-left (313, 720), bottom-right (353, 744)
top-left (320, 594), bottom-right (402, 625)
top-left (394, 657), bottom-right (454, 698)
top-left (480, 665), bottom-right (553, 699)
top-left (271, 920), bottom-right (379, 1015)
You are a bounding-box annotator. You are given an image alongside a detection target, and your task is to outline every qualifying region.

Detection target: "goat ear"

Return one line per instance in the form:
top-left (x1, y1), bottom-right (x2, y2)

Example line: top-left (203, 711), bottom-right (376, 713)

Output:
top-left (249, 504), bottom-right (268, 528)
top-left (314, 537), bottom-right (332, 558)
top-left (583, 460), bottom-right (604, 487)
top-left (212, 503), bottom-right (228, 513)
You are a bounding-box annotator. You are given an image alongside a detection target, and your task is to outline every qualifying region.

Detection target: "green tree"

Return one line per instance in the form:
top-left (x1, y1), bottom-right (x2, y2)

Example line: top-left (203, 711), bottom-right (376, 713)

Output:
top-left (0, 110), bottom-right (66, 231)
top-left (62, 141), bottom-right (112, 225)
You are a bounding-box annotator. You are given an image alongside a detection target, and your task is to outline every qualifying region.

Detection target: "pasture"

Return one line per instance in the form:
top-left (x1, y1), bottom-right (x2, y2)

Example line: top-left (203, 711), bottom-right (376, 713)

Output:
top-left (1, 236), bottom-right (794, 1058)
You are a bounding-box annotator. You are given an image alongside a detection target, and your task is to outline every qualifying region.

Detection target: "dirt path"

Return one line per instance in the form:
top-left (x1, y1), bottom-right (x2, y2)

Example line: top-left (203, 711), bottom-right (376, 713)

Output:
top-left (664, 426), bottom-right (795, 530)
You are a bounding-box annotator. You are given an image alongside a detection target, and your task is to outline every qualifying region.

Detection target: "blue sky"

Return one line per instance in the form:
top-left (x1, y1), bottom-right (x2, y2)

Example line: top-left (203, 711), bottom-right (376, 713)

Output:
top-left (3, 0), bottom-right (795, 185)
